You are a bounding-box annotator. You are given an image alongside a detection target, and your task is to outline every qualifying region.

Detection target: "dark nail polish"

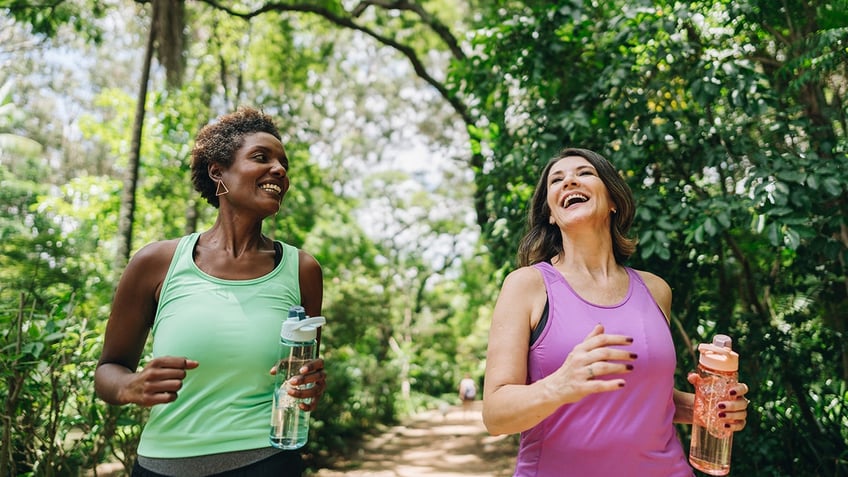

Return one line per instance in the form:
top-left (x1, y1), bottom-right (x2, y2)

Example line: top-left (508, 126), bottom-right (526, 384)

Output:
top-left (718, 412), bottom-right (726, 418)
top-left (625, 337), bottom-right (634, 343)
top-left (617, 382), bottom-right (625, 388)
top-left (629, 353), bottom-right (638, 359)
top-left (724, 423), bottom-right (731, 428)
top-left (626, 364), bottom-right (634, 370)
top-left (730, 390), bottom-right (737, 396)
top-left (718, 403), bottom-right (726, 409)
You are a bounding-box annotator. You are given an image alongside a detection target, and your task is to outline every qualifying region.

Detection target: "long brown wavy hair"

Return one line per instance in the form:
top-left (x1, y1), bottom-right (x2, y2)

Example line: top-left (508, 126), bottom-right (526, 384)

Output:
top-left (516, 148), bottom-right (637, 267)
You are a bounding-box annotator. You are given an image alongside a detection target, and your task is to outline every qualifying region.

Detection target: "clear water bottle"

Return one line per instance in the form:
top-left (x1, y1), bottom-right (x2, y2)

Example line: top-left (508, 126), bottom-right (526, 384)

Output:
top-left (689, 334), bottom-right (739, 476)
top-left (269, 306), bottom-right (326, 450)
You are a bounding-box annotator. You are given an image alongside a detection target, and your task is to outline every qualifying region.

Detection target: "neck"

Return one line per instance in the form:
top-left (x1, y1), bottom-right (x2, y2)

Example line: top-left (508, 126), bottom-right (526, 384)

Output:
top-left (202, 216), bottom-right (269, 258)
top-left (554, 228), bottom-right (619, 277)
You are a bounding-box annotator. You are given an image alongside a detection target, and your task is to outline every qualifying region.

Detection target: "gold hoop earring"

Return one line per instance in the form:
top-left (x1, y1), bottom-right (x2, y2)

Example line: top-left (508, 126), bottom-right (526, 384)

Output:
top-left (215, 180), bottom-right (229, 197)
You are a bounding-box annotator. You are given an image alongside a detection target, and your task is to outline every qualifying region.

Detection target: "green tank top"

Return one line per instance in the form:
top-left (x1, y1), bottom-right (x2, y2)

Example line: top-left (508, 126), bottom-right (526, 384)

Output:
top-left (138, 233), bottom-right (301, 458)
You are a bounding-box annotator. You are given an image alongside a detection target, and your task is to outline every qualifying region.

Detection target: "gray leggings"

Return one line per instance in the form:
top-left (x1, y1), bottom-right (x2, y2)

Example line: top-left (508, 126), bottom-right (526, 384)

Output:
top-left (132, 450), bottom-right (303, 477)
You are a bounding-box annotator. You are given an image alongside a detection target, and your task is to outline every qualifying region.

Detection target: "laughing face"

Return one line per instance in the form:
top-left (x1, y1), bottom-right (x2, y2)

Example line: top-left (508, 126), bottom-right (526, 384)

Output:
top-left (214, 132), bottom-right (290, 217)
top-left (546, 155), bottom-right (615, 227)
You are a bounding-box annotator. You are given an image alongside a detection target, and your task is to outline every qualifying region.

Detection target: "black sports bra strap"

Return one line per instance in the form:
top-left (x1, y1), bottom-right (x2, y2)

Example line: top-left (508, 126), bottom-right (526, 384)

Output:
top-left (530, 299), bottom-right (549, 346)
top-left (273, 241), bottom-right (282, 267)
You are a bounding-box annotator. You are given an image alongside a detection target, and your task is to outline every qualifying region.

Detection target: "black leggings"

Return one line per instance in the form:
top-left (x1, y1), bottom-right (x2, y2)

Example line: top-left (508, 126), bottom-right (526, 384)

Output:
top-left (131, 451), bottom-right (303, 477)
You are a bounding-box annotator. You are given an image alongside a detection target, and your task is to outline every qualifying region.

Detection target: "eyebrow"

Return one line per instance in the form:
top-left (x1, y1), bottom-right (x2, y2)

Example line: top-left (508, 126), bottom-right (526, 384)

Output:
top-left (249, 144), bottom-right (288, 160)
top-left (549, 164), bottom-right (595, 177)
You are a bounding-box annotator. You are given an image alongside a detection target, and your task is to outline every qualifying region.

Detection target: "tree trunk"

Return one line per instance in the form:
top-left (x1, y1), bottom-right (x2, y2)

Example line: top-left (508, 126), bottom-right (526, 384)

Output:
top-left (114, 2), bottom-right (157, 277)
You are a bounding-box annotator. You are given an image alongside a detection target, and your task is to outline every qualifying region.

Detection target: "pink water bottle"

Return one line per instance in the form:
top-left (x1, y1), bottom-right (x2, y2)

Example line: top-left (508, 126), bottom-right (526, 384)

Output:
top-left (689, 334), bottom-right (739, 476)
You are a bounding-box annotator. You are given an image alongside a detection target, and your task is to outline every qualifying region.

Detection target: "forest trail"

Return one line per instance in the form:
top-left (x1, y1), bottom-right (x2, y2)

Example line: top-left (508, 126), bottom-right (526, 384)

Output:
top-left (312, 401), bottom-right (518, 477)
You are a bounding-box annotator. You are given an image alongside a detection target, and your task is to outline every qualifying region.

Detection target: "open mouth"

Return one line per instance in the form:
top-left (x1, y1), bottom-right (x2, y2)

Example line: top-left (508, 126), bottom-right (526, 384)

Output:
top-left (260, 183), bottom-right (282, 195)
top-left (563, 193), bottom-right (588, 208)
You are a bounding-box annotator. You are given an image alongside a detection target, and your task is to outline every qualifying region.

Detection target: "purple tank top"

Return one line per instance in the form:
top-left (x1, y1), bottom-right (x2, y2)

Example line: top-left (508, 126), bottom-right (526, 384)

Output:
top-left (514, 262), bottom-right (693, 477)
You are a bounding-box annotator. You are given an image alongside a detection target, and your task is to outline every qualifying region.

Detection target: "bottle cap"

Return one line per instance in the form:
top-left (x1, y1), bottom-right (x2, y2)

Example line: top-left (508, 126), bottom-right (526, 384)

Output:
top-left (281, 306), bottom-right (326, 342)
top-left (697, 334), bottom-right (739, 372)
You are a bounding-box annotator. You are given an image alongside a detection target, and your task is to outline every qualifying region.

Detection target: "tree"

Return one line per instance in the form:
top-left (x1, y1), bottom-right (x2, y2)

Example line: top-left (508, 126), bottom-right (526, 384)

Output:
top-left (452, 1), bottom-right (847, 474)
top-left (5, 0), bottom-right (846, 474)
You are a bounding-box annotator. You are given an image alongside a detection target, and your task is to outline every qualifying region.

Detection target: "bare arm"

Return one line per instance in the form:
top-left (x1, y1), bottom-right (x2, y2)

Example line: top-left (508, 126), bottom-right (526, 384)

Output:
top-left (298, 250), bottom-right (324, 344)
top-left (95, 240), bottom-right (198, 406)
top-left (290, 249), bottom-right (325, 411)
top-left (674, 388), bottom-right (695, 424)
top-left (638, 270), bottom-right (748, 430)
top-left (482, 267), bottom-right (636, 435)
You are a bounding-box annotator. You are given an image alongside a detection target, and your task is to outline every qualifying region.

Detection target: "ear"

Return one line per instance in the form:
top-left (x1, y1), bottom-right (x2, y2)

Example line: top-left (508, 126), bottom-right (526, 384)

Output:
top-left (208, 163), bottom-right (223, 181)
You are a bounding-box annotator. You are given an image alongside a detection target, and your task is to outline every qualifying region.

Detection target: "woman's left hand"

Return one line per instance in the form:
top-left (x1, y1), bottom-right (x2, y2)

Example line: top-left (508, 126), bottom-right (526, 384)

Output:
top-left (271, 358), bottom-right (327, 412)
top-left (688, 374), bottom-right (750, 432)
top-left (719, 381), bottom-right (750, 432)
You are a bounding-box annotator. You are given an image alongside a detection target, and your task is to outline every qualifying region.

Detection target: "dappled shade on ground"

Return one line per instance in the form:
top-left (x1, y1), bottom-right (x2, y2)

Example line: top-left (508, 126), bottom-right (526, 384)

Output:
top-left (313, 401), bottom-right (518, 477)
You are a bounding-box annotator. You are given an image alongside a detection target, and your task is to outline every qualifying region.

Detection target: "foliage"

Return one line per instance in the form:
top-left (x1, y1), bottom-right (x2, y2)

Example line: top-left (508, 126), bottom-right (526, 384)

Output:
top-left (2, 0), bottom-right (109, 40)
top-left (3, 0), bottom-right (848, 476)
top-left (0, 162), bottom-right (121, 475)
top-left (453, 1), bottom-right (848, 475)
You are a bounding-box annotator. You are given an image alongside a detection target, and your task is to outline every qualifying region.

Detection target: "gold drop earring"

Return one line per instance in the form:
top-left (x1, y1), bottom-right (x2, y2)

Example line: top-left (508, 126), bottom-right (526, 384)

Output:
top-left (215, 180), bottom-right (229, 196)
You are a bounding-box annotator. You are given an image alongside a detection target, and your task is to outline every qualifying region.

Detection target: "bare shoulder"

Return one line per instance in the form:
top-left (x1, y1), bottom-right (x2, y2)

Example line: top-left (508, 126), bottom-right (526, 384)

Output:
top-left (634, 269), bottom-right (672, 318)
top-left (126, 239), bottom-right (181, 272)
top-left (495, 265), bottom-right (547, 325)
top-left (118, 239), bottom-right (182, 294)
top-left (502, 265), bottom-right (545, 292)
top-left (132, 238), bottom-right (181, 259)
top-left (297, 249), bottom-right (322, 274)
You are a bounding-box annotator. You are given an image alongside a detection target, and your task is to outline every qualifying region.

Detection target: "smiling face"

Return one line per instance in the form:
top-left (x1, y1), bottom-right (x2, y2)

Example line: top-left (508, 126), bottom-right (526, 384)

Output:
top-left (545, 155), bottom-right (615, 227)
top-left (211, 131), bottom-right (290, 218)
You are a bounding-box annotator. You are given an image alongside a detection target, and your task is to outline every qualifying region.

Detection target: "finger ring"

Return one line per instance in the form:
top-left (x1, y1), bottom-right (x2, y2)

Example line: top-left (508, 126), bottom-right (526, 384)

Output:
top-left (587, 365), bottom-right (595, 380)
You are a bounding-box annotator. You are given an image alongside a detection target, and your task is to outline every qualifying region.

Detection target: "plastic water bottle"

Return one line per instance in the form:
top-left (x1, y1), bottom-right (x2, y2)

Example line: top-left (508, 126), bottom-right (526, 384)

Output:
top-left (689, 334), bottom-right (739, 475)
top-left (269, 306), bottom-right (325, 449)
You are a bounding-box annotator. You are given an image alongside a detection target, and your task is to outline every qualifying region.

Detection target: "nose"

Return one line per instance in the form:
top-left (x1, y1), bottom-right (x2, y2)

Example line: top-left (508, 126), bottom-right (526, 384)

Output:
top-left (559, 171), bottom-right (578, 188)
top-left (270, 160), bottom-right (287, 176)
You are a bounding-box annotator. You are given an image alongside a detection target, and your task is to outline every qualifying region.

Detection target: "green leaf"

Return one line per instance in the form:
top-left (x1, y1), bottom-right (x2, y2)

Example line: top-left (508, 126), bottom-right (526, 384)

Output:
top-left (766, 222), bottom-right (781, 247)
top-left (703, 217), bottom-right (717, 237)
top-left (775, 170), bottom-right (806, 184)
top-left (784, 228), bottom-right (801, 249)
top-left (822, 177), bottom-right (843, 197)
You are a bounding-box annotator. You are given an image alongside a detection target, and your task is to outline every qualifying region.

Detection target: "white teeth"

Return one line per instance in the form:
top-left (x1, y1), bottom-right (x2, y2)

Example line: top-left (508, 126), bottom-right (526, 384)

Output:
top-left (260, 184), bottom-right (281, 194)
top-left (563, 193), bottom-right (588, 208)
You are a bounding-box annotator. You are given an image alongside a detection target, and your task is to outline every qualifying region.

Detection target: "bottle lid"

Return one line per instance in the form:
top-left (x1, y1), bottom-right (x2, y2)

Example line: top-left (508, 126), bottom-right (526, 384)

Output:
top-left (697, 334), bottom-right (739, 372)
top-left (281, 306), bottom-right (326, 342)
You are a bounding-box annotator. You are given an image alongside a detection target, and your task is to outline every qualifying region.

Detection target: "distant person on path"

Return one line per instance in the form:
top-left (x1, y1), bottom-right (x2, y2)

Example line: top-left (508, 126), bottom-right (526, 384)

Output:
top-left (459, 374), bottom-right (477, 416)
top-left (482, 148), bottom-right (750, 476)
top-left (95, 107), bottom-right (326, 477)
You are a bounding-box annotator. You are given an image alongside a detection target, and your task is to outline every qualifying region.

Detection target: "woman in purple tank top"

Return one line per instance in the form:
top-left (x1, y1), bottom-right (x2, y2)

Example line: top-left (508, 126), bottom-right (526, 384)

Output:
top-left (482, 148), bottom-right (750, 477)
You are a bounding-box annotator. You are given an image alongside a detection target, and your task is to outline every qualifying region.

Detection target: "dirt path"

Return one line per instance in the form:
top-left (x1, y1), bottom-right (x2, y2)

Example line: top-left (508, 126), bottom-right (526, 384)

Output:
top-left (312, 401), bottom-right (518, 477)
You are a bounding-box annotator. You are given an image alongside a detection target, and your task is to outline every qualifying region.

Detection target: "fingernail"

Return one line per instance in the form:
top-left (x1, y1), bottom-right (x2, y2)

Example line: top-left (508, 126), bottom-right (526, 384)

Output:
top-left (617, 382), bottom-right (625, 388)
top-left (718, 403), bottom-right (726, 409)
top-left (724, 423), bottom-right (731, 428)
top-left (626, 364), bottom-right (634, 370)
top-left (629, 353), bottom-right (638, 359)
top-left (730, 390), bottom-right (737, 396)
top-left (718, 412), bottom-right (726, 418)
top-left (625, 337), bottom-right (634, 343)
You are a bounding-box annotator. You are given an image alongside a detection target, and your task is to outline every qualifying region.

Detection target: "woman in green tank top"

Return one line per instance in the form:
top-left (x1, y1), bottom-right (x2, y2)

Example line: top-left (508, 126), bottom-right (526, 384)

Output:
top-left (95, 107), bottom-right (326, 477)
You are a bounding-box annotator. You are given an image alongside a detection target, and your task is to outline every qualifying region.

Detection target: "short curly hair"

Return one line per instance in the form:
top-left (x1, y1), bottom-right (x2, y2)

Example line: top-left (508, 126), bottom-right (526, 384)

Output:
top-left (190, 107), bottom-right (282, 208)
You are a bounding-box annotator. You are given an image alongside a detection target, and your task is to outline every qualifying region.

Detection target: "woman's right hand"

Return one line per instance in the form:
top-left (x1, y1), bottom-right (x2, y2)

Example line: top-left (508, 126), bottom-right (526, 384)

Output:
top-left (545, 324), bottom-right (636, 403)
top-left (122, 356), bottom-right (199, 407)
